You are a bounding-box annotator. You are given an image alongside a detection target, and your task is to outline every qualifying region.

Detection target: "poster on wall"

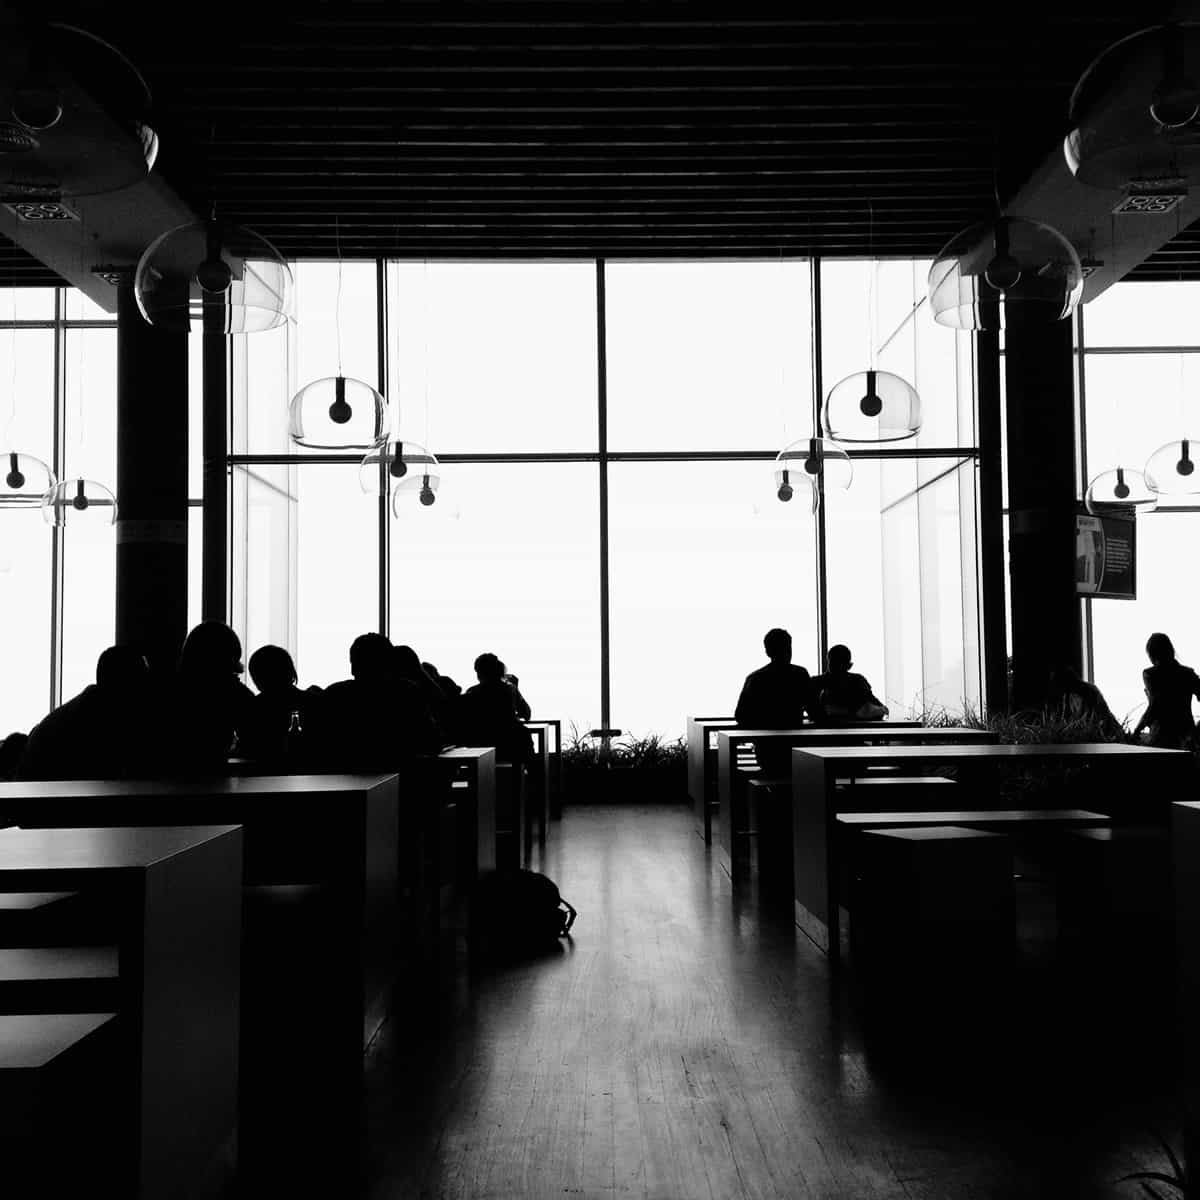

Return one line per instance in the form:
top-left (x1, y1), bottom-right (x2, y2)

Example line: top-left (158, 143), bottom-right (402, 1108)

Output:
top-left (1075, 508), bottom-right (1136, 599)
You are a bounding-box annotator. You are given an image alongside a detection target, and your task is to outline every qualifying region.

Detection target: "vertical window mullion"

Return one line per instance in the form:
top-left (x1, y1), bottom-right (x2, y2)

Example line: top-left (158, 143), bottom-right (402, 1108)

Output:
top-left (596, 259), bottom-right (611, 733)
top-left (812, 257), bottom-right (829, 668)
top-left (377, 258), bottom-right (390, 638)
top-left (49, 289), bottom-right (65, 710)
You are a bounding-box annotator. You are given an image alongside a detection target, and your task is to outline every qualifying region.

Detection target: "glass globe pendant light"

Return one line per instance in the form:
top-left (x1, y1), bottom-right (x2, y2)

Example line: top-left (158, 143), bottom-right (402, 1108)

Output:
top-left (288, 224), bottom-right (387, 451)
top-left (1085, 467), bottom-right (1158, 514)
top-left (1145, 437), bottom-right (1200, 495)
top-left (135, 218), bottom-right (293, 334)
top-left (391, 450), bottom-right (442, 514)
top-left (0, 449), bottom-right (55, 509)
top-left (1064, 23), bottom-right (1200, 191)
top-left (359, 440), bottom-right (438, 494)
top-left (929, 215), bottom-right (1083, 331)
top-left (824, 368), bottom-right (920, 443)
top-left (40, 477), bottom-right (116, 526)
top-left (290, 375), bottom-right (388, 450)
top-left (774, 437), bottom-right (851, 512)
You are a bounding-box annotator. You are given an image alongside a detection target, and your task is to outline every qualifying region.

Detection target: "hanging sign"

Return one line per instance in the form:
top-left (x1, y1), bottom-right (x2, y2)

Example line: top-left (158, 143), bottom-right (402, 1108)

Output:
top-left (1075, 507), bottom-right (1136, 600)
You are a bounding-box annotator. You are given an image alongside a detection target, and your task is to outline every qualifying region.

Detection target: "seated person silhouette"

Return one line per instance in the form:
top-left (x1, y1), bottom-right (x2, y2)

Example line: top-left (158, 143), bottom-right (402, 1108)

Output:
top-left (168, 621), bottom-right (257, 775)
top-left (818, 644), bottom-right (889, 721)
top-left (318, 632), bottom-right (441, 767)
top-left (0, 732), bottom-right (27, 781)
top-left (1045, 662), bottom-right (1121, 737)
top-left (1132, 632), bottom-right (1200, 749)
top-left (240, 645), bottom-right (324, 764)
top-left (498, 659), bottom-right (532, 721)
top-left (18, 645), bottom-right (151, 780)
top-left (454, 652), bottom-right (534, 765)
top-left (394, 644), bottom-right (452, 736)
top-left (734, 628), bottom-right (822, 777)
top-left (423, 661), bottom-right (462, 698)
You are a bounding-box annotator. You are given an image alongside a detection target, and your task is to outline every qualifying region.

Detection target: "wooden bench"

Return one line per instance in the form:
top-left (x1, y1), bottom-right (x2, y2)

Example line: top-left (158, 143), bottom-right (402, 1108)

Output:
top-left (0, 945), bottom-right (120, 1012)
top-left (495, 763), bottom-right (528, 871)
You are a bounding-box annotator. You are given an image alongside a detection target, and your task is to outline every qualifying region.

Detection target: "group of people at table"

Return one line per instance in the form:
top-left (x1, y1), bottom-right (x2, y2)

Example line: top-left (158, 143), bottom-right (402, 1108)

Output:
top-left (0, 620), bottom-right (536, 781)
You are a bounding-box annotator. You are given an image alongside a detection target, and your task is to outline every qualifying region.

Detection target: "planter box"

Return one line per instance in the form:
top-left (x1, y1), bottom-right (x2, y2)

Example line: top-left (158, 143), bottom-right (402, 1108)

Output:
top-left (563, 764), bottom-right (685, 806)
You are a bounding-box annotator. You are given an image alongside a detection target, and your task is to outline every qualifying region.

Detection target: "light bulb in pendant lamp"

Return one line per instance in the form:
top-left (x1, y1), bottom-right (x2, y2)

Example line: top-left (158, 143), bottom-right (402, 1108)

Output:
top-left (824, 370), bottom-right (920, 443)
top-left (1145, 437), bottom-right (1200, 495)
top-left (1065, 23), bottom-right (1200, 189)
top-left (928, 216), bottom-right (1083, 332)
top-left (359, 440), bottom-right (437, 494)
top-left (290, 376), bottom-right (387, 451)
top-left (0, 451), bottom-right (55, 509)
top-left (135, 220), bottom-right (292, 333)
top-left (1085, 467), bottom-right (1157, 514)
top-left (40, 477), bottom-right (117, 527)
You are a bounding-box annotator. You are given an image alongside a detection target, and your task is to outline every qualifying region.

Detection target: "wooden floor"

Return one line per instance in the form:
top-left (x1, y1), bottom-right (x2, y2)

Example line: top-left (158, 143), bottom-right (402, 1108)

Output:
top-left (353, 805), bottom-right (1180, 1199)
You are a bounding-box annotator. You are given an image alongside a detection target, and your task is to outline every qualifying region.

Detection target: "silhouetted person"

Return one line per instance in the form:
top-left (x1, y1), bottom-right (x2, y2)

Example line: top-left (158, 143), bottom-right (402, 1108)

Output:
top-left (454, 652), bottom-right (534, 765)
top-left (734, 628), bottom-right (822, 775)
top-left (241, 645), bottom-right (324, 765)
top-left (423, 661), bottom-right (462, 697)
top-left (165, 622), bottom-right (256, 775)
top-left (18, 645), bottom-right (151, 779)
top-left (318, 632), bottom-right (441, 767)
top-left (394, 644), bottom-right (451, 735)
top-left (818, 644), bottom-right (889, 721)
top-left (497, 659), bottom-right (532, 721)
top-left (0, 732), bottom-right (28, 781)
top-left (1046, 663), bottom-right (1121, 737)
top-left (1133, 632), bottom-right (1200, 749)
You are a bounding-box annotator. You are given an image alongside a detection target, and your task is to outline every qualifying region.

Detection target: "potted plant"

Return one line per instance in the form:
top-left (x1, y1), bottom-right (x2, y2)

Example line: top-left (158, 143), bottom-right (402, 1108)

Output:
top-left (561, 726), bottom-right (686, 805)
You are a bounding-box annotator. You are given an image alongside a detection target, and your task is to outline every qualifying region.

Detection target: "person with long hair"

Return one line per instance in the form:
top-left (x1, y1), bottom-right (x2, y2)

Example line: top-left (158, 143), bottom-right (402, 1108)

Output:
top-left (1132, 632), bottom-right (1200, 749)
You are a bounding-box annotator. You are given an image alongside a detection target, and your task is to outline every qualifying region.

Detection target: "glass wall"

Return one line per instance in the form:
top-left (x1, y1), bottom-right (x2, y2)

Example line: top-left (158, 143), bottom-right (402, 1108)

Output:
top-left (0, 287), bottom-right (203, 738)
top-left (1081, 281), bottom-right (1200, 727)
top-left (229, 258), bottom-right (982, 738)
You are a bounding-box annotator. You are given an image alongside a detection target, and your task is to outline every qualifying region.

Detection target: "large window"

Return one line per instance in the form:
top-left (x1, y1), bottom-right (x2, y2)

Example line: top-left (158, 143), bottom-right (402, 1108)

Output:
top-left (1081, 282), bottom-right (1200, 727)
top-left (229, 258), bottom-right (983, 739)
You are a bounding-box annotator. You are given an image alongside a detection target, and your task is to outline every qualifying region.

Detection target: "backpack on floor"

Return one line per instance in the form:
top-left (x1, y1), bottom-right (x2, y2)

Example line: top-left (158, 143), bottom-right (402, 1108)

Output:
top-left (469, 868), bottom-right (577, 956)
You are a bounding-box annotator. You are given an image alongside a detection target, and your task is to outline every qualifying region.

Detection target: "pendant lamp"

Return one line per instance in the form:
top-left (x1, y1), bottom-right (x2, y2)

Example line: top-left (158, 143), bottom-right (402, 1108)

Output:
top-left (358, 440), bottom-right (438, 494)
top-left (774, 437), bottom-right (851, 512)
top-left (1085, 467), bottom-right (1158, 514)
top-left (40, 477), bottom-right (116, 526)
top-left (134, 219), bottom-right (292, 334)
top-left (388, 445), bottom-right (442, 514)
top-left (824, 369), bottom-right (920, 443)
top-left (0, 23), bottom-right (158, 202)
top-left (1065, 23), bottom-right (1200, 191)
top-left (1145, 437), bottom-right (1200, 495)
top-left (0, 450), bottom-right (55, 508)
top-left (928, 216), bottom-right (1083, 331)
top-left (289, 376), bottom-right (388, 450)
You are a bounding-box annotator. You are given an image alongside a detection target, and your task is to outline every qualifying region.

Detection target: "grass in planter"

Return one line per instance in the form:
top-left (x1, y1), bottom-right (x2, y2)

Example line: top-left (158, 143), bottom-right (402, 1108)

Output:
top-left (561, 724), bottom-right (685, 769)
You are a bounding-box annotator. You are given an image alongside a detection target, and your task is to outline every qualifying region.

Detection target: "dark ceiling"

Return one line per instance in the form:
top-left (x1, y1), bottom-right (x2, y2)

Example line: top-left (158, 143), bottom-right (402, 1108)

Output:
top-left (3, 4), bottom-right (1195, 282)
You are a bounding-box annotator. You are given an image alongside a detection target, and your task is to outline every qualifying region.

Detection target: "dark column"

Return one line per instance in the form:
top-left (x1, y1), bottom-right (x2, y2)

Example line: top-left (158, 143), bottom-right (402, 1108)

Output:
top-left (976, 330), bottom-right (1009, 713)
top-left (201, 301), bottom-right (227, 622)
top-left (1005, 318), bottom-right (1081, 710)
top-left (116, 280), bottom-right (189, 675)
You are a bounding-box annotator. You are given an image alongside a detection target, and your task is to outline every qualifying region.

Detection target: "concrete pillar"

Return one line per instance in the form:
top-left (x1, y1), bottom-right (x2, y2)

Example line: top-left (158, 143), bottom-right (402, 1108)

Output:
top-left (115, 280), bottom-right (188, 675)
top-left (1004, 318), bottom-right (1082, 710)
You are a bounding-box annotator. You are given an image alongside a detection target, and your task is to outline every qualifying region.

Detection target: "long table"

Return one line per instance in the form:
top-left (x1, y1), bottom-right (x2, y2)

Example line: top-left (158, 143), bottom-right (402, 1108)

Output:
top-left (0, 824), bottom-right (243, 1199)
top-left (715, 724), bottom-right (987, 878)
top-left (794, 743), bottom-right (1192, 956)
top-left (0, 774), bottom-right (398, 1056)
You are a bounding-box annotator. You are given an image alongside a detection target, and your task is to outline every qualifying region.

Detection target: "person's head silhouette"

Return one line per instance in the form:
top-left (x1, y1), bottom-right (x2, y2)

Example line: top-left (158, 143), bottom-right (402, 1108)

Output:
top-left (827, 644), bottom-right (852, 674)
top-left (393, 644), bottom-right (424, 682)
top-left (349, 633), bottom-right (393, 683)
top-left (179, 622), bottom-right (243, 683)
top-left (95, 646), bottom-right (150, 697)
top-left (248, 645), bottom-right (298, 696)
top-left (1146, 632), bottom-right (1176, 666)
top-left (474, 652), bottom-right (504, 684)
top-left (763, 628), bottom-right (792, 664)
